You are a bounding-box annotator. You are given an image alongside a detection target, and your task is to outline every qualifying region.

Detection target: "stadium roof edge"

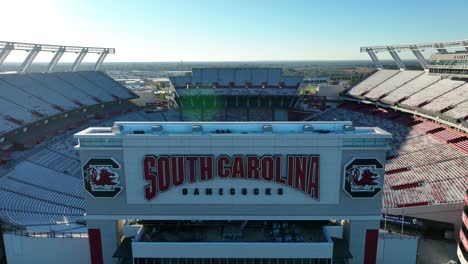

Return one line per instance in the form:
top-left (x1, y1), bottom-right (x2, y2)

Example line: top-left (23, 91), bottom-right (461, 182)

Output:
top-left (360, 39), bottom-right (468, 53)
top-left (360, 38), bottom-right (468, 70)
top-left (0, 40), bottom-right (115, 72)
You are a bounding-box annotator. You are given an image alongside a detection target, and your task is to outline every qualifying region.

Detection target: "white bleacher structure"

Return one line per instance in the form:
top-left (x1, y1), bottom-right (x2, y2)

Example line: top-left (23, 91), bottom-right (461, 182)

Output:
top-left (422, 83), bottom-right (468, 112)
top-left (78, 71), bottom-right (135, 99)
top-left (347, 70), bottom-right (399, 97)
top-left (0, 74), bottom-right (78, 111)
top-left (347, 70), bottom-right (468, 123)
top-left (400, 78), bottom-right (465, 108)
top-left (0, 71), bottom-right (135, 140)
top-left (444, 100), bottom-right (468, 120)
top-left (0, 159), bottom-right (85, 226)
top-left (28, 73), bottom-right (98, 106)
top-left (309, 104), bottom-right (468, 209)
top-left (364, 70), bottom-right (423, 101)
top-left (0, 77), bottom-right (58, 116)
top-left (0, 108), bottom-right (172, 228)
top-left (380, 72), bottom-right (441, 105)
top-left (354, 39), bottom-right (468, 129)
top-left (53, 72), bottom-right (116, 102)
top-left (0, 41), bottom-right (144, 229)
top-left (344, 39), bottom-right (468, 222)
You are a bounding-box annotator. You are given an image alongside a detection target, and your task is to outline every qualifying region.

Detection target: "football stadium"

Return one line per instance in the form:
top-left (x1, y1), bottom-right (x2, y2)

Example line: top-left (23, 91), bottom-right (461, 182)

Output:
top-left (0, 39), bottom-right (466, 264)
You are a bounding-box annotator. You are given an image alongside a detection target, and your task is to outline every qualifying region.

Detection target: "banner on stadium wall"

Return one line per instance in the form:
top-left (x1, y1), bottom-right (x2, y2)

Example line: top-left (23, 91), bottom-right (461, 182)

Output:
top-left (142, 154), bottom-right (320, 201)
top-left (381, 213), bottom-right (454, 231)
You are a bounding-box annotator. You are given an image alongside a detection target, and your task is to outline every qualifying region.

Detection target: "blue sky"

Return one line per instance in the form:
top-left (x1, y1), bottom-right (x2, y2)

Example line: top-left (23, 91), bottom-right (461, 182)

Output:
top-left (2, 0), bottom-right (468, 62)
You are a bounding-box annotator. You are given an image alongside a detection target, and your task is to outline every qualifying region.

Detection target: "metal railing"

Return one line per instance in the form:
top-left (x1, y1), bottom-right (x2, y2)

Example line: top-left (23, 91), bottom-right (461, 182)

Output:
top-left (3, 229), bottom-right (88, 239)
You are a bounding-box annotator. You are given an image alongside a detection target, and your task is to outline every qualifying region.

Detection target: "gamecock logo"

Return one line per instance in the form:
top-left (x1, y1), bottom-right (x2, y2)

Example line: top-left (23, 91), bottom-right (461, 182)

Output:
top-left (82, 158), bottom-right (122, 198)
top-left (343, 158), bottom-right (383, 198)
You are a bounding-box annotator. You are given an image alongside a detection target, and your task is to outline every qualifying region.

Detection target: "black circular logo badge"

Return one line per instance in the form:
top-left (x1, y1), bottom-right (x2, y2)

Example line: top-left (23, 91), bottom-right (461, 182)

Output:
top-left (343, 158), bottom-right (383, 198)
top-left (82, 158), bottom-right (122, 198)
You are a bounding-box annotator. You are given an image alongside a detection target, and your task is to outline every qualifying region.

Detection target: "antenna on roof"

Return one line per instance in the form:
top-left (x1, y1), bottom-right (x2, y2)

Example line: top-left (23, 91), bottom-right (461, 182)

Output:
top-left (180, 60), bottom-right (183, 71)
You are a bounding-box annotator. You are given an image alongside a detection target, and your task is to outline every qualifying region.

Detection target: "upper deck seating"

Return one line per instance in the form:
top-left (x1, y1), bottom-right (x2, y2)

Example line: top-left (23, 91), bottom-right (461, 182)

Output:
top-left (444, 100), bottom-right (468, 120)
top-left (400, 79), bottom-right (465, 108)
top-left (0, 77), bottom-right (58, 116)
top-left (0, 74), bottom-right (77, 111)
top-left (347, 70), bottom-right (399, 97)
top-left (28, 73), bottom-right (97, 106)
top-left (78, 71), bottom-right (135, 99)
top-left (422, 83), bottom-right (468, 113)
top-left (53, 72), bottom-right (115, 102)
top-left (364, 70), bottom-right (424, 101)
top-left (381, 72), bottom-right (441, 105)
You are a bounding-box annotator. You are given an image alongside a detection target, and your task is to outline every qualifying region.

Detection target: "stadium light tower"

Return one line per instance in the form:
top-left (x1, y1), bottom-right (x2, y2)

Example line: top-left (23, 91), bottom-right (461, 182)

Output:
top-left (0, 41), bottom-right (115, 73)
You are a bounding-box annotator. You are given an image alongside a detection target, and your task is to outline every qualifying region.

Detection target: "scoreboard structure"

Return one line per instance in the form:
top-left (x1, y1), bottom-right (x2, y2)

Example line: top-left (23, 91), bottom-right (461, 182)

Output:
top-left (75, 122), bottom-right (391, 264)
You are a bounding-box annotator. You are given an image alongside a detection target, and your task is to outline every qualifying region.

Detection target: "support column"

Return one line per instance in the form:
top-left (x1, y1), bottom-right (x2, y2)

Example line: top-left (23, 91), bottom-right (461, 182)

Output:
top-left (367, 51), bottom-right (383, 70)
top-left (47, 47), bottom-right (65, 72)
top-left (20, 45), bottom-right (41, 73)
top-left (0, 43), bottom-right (14, 66)
top-left (72, 48), bottom-right (88, 72)
top-left (410, 46), bottom-right (428, 69)
top-left (434, 43), bottom-right (448, 54)
top-left (345, 220), bottom-right (380, 264)
top-left (87, 219), bottom-right (124, 264)
top-left (94, 49), bottom-right (109, 71)
top-left (388, 48), bottom-right (405, 70)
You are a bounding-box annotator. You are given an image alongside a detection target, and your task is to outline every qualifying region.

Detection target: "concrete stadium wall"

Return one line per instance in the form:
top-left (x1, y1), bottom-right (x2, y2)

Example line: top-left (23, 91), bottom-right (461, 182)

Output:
top-left (387, 202), bottom-right (465, 240)
top-left (376, 234), bottom-right (418, 264)
top-left (3, 234), bottom-right (90, 264)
